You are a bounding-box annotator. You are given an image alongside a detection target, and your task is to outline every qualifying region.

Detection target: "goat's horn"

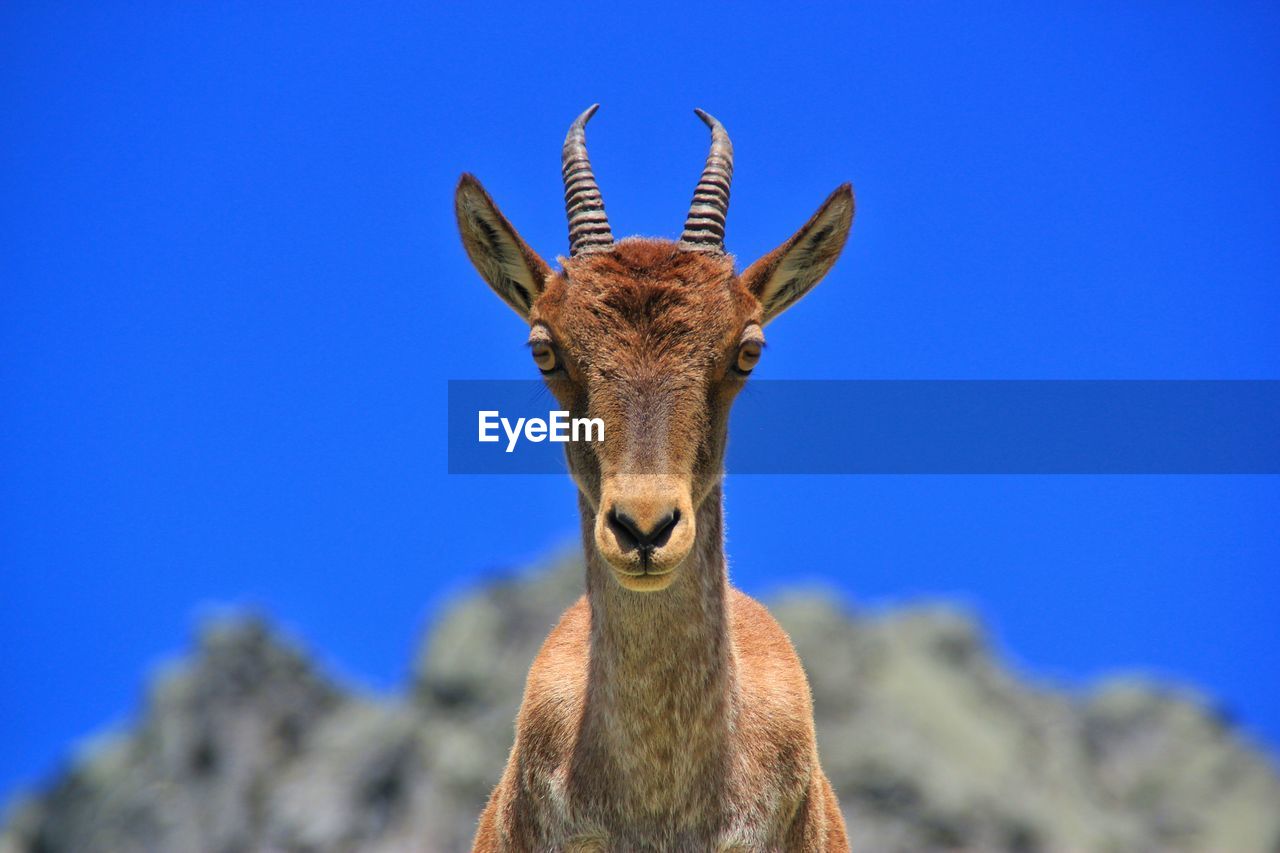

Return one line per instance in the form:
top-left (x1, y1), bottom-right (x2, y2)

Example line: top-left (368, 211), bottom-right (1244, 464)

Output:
top-left (562, 104), bottom-right (614, 256)
top-left (679, 108), bottom-right (734, 253)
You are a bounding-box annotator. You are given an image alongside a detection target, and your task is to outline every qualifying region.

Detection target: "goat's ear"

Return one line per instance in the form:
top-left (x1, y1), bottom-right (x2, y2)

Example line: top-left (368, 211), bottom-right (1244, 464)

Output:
top-left (455, 174), bottom-right (552, 320)
top-left (740, 184), bottom-right (854, 323)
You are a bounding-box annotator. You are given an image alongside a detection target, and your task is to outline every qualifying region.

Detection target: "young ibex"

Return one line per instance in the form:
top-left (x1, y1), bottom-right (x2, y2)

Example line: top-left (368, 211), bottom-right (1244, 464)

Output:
top-left (456, 106), bottom-right (854, 851)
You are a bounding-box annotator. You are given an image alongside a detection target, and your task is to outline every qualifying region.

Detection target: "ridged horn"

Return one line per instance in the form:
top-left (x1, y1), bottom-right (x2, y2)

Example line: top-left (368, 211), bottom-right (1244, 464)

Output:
top-left (679, 108), bottom-right (734, 253)
top-left (562, 104), bottom-right (614, 256)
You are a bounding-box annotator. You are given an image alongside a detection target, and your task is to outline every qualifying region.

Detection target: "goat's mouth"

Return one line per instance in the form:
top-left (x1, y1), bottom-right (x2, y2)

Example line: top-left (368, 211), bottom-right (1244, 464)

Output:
top-left (611, 565), bottom-right (679, 592)
top-left (592, 475), bottom-right (697, 592)
top-left (592, 521), bottom-right (695, 592)
top-left (596, 541), bottom-right (689, 592)
top-left (614, 551), bottom-right (677, 578)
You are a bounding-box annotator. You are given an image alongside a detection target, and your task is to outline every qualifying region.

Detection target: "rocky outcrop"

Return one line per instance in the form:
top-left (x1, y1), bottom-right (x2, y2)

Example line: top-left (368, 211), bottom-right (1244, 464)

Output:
top-left (4, 556), bottom-right (1278, 852)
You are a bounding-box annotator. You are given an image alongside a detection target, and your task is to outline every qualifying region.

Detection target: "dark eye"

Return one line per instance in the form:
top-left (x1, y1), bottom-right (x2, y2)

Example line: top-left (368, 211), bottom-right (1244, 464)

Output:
top-left (735, 339), bottom-right (762, 374)
top-left (531, 341), bottom-right (559, 373)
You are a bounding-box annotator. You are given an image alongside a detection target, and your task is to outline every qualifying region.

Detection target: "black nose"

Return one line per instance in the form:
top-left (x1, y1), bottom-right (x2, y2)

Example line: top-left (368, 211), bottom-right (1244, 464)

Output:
top-left (606, 507), bottom-right (681, 554)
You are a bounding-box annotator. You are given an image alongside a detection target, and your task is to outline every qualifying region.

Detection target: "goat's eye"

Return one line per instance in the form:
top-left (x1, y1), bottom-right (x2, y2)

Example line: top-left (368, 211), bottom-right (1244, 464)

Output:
top-left (735, 339), bottom-right (762, 374)
top-left (531, 341), bottom-right (559, 373)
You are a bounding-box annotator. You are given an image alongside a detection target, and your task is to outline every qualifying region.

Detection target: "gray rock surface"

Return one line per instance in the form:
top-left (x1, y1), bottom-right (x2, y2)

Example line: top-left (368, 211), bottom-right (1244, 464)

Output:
top-left (4, 556), bottom-right (1278, 852)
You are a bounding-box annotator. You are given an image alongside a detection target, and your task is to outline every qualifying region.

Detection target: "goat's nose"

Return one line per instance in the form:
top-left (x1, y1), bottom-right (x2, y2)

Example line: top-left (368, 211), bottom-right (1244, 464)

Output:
top-left (606, 506), bottom-right (682, 553)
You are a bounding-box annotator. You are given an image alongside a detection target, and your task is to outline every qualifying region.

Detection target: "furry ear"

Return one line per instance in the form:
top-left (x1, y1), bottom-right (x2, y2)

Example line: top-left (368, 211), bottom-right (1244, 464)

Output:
top-left (455, 174), bottom-right (552, 319)
top-left (740, 184), bottom-right (854, 323)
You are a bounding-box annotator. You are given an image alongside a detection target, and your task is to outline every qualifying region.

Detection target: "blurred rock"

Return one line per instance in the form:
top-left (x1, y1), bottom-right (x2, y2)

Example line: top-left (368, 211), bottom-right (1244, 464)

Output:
top-left (4, 557), bottom-right (1278, 852)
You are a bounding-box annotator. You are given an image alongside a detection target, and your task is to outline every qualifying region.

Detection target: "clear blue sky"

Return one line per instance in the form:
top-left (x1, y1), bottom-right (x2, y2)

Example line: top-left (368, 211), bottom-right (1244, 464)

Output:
top-left (2, 2), bottom-right (1278, 797)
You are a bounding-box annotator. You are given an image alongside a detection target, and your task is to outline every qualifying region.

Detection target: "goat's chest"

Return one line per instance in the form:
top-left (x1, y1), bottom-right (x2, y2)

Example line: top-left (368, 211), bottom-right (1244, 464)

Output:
top-left (532, 751), bottom-right (790, 852)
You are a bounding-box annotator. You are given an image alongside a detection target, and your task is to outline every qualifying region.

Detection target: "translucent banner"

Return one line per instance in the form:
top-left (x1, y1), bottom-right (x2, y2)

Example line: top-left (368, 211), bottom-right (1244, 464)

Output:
top-left (447, 380), bottom-right (1280, 475)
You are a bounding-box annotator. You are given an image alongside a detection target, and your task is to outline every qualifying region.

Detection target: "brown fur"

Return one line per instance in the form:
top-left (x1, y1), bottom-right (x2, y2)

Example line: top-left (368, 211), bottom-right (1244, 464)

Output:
top-left (457, 172), bottom-right (854, 851)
